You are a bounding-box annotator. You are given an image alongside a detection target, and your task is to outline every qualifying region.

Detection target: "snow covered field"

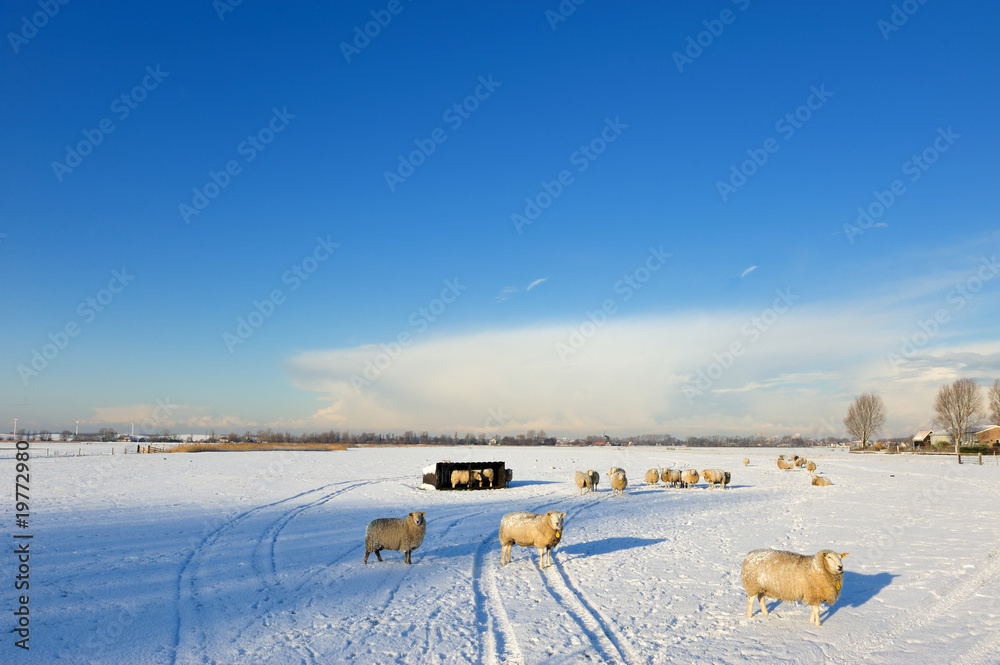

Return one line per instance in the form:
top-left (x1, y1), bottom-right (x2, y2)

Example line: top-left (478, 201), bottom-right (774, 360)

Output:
top-left (6, 444), bottom-right (1000, 664)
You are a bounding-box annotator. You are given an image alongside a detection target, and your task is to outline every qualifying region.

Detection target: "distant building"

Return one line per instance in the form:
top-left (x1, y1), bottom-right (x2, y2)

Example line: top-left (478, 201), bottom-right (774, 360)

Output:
top-left (913, 426), bottom-right (999, 448)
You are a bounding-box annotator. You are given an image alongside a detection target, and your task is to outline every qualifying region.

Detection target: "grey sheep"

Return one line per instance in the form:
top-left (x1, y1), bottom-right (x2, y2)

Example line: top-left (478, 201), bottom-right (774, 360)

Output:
top-left (499, 510), bottom-right (565, 568)
top-left (364, 512), bottom-right (427, 565)
top-left (742, 549), bottom-right (849, 626)
top-left (505, 468), bottom-right (513, 483)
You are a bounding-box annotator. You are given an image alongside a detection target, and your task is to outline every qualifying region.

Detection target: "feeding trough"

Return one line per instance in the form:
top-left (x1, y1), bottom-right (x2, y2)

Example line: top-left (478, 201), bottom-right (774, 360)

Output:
top-left (422, 461), bottom-right (509, 490)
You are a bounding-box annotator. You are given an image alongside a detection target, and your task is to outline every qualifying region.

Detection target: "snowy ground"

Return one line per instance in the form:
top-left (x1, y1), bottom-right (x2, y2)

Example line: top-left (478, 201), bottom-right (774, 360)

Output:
top-left (4, 444), bottom-right (1000, 664)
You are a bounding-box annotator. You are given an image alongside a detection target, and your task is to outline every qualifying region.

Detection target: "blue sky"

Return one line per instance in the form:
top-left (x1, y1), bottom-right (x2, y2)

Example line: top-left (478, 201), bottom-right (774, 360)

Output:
top-left (3, 0), bottom-right (998, 438)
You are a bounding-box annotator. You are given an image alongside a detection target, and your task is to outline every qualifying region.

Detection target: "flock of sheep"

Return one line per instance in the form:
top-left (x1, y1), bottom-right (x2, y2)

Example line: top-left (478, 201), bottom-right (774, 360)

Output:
top-left (363, 453), bottom-right (847, 626)
top-left (575, 465), bottom-right (732, 494)
top-left (776, 454), bottom-right (833, 486)
top-left (449, 467), bottom-right (513, 489)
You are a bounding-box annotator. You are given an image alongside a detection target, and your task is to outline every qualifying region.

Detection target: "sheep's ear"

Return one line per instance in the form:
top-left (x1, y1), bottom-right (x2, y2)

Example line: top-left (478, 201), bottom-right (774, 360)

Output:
top-left (560, 512), bottom-right (566, 517)
top-left (421, 512), bottom-right (426, 516)
top-left (840, 552), bottom-right (849, 558)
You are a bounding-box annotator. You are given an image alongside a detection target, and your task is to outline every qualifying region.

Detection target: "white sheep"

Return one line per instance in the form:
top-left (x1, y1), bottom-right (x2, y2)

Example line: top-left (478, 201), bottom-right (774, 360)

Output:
top-left (587, 469), bottom-right (600, 490)
top-left (680, 469), bottom-right (699, 488)
top-left (661, 468), bottom-right (682, 488)
top-left (702, 469), bottom-right (730, 489)
top-left (742, 457), bottom-right (750, 467)
top-left (810, 474), bottom-right (832, 486)
top-left (609, 466), bottom-right (623, 479)
top-left (741, 549), bottom-right (849, 626)
top-left (450, 469), bottom-right (470, 488)
top-left (481, 468), bottom-right (495, 487)
top-left (364, 512), bottom-right (427, 565)
top-left (575, 470), bottom-right (594, 494)
top-left (806, 461), bottom-right (817, 472)
top-left (644, 468), bottom-right (660, 486)
top-left (499, 510), bottom-right (565, 568)
top-left (610, 470), bottom-right (628, 496)
top-left (776, 459), bottom-right (794, 470)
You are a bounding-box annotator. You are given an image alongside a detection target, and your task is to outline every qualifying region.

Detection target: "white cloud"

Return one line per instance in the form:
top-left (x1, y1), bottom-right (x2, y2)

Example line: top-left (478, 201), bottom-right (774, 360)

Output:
top-left (526, 278), bottom-right (548, 291)
top-left (740, 265), bottom-right (757, 278)
top-left (284, 284), bottom-right (1000, 437)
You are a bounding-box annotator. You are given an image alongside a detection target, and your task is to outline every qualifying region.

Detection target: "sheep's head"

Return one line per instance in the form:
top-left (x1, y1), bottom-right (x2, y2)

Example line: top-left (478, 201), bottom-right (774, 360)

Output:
top-left (819, 550), bottom-right (848, 575)
top-left (409, 512), bottom-right (426, 527)
top-left (546, 511), bottom-right (565, 534)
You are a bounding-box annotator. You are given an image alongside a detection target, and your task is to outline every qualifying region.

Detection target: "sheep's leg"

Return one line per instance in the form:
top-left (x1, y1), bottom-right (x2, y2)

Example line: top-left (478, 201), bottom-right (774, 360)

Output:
top-left (746, 595), bottom-right (755, 618)
top-left (757, 594), bottom-right (768, 616)
top-left (375, 549), bottom-right (383, 562)
top-left (363, 550), bottom-right (370, 565)
top-left (404, 550), bottom-right (411, 564)
top-left (811, 605), bottom-right (821, 626)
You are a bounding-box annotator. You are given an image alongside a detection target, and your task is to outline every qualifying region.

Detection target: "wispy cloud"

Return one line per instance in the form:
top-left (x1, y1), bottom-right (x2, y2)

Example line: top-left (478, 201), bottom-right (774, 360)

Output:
top-left (496, 278), bottom-right (548, 301)
top-left (526, 277), bottom-right (548, 291)
top-left (740, 265), bottom-right (757, 278)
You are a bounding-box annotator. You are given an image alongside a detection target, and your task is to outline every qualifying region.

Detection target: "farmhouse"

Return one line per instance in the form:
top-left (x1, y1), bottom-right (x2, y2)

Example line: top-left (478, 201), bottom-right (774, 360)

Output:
top-left (913, 425), bottom-right (1000, 448)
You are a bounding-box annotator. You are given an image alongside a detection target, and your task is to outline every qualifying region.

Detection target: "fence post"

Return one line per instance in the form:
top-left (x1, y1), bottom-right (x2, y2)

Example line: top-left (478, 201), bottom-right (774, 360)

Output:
top-left (979, 452), bottom-right (983, 466)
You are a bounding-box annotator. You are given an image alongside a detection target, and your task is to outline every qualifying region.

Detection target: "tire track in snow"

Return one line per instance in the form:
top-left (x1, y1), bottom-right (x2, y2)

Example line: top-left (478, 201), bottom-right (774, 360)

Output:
top-left (171, 480), bottom-right (361, 665)
top-left (474, 532), bottom-right (524, 665)
top-left (826, 545), bottom-right (1000, 665)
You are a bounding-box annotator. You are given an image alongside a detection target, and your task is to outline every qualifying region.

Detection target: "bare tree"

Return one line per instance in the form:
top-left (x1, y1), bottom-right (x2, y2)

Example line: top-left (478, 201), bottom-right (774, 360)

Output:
top-left (933, 378), bottom-right (984, 457)
top-left (989, 378), bottom-right (1000, 425)
top-left (843, 392), bottom-right (887, 448)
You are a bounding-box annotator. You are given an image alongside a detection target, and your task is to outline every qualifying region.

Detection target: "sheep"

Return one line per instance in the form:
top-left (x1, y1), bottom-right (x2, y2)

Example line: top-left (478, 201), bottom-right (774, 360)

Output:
top-left (575, 470), bottom-right (594, 494)
top-left (795, 458), bottom-right (806, 468)
top-left (450, 469), bottom-right (470, 488)
top-left (742, 458), bottom-right (750, 467)
top-left (499, 510), bottom-right (565, 568)
top-left (810, 474), bottom-right (832, 486)
top-left (644, 468), bottom-right (661, 486)
top-left (680, 469), bottom-right (699, 488)
top-left (471, 469), bottom-right (484, 486)
top-left (610, 470), bottom-right (628, 496)
top-left (741, 549), bottom-right (849, 626)
top-left (364, 512), bottom-right (427, 565)
top-left (609, 466), bottom-right (623, 478)
top-left (806, 461), bottom-right (817, 472)
top-left (702, 469), bottom-right (730, 489)
top-left (661, 468), bottom-right (682, 488)
top-left (587, 469), bottom-right (600, 490)
top-left (481, 468), bottom-right (495, 487)
top-left (776, 459), bottom-right (794, 470)
top-left (505, 468), bottom-right (513, 483)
